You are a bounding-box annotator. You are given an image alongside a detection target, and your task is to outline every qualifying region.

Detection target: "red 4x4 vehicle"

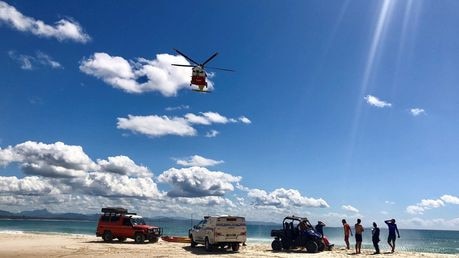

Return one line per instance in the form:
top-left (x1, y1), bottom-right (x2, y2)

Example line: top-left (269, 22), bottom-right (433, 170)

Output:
top-left (96, 207), bottom-right (162, 244)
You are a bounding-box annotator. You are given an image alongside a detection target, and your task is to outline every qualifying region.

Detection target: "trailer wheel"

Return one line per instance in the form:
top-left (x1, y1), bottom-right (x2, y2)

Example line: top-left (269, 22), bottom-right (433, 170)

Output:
top-left (271, 239), bottom-right (282, 251)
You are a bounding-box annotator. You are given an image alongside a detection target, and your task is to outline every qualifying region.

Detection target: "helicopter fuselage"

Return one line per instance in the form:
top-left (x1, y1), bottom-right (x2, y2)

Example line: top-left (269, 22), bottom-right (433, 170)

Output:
top-left (191, 66), bottom-right (207, 90)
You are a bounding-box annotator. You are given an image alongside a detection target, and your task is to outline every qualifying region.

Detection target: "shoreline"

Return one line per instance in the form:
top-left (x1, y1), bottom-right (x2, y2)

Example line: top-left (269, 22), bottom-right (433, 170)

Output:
top-left (0, 233), bottom-right (457, 258)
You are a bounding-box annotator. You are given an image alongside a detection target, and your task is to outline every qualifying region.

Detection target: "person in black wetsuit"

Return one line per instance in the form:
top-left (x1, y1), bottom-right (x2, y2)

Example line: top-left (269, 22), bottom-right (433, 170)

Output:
top-left (315, 221), bottom-right (326, 237)
top-left (372, 222), bottom-right (380, 254)
top-left (385, 219), bottom-right (400, 253)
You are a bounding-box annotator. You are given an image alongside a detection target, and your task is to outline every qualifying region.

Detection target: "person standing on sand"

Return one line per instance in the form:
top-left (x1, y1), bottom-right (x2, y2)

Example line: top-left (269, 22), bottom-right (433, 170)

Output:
top-left (372, 222), bottom-right (380, 254)
top-left (315, 221), bottom-right (326, 237)
top-left (385, 219), bottom-right (400, 253)
top-left (342, 219), bottom-right (353, 249)
top-left (354, 219), bottom-right (364, 254)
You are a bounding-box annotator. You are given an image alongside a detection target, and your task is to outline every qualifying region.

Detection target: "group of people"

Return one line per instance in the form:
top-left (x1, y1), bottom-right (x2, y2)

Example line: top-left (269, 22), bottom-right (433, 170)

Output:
top-left (342, 218), bottom-right (400, 254)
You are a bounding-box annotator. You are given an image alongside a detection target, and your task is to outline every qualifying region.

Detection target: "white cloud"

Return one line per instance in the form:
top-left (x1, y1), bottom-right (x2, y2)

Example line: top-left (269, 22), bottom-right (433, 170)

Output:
top-left (406, 205), bottom-right (426, 215)
top-left (440, 194), bottom-right (459, 205)
top-left (117, 112), bottom-right (250, 138)
top-left (157, 166), bottom-right (241, 197)
top-left (165, 105), bottom-right (189, 111)
top-left (247, 188), bottom-right (329, 208)
top-left (117, 115), bottom-right (196, 137)
top-left (97, 156), bottom-right (152, 178)
top-left (0, 141), bottom-right (163, 200)
top-left (410, 108), bottom-right (425, 116)
top-left (239, 116), bottom-right (252, 124)
top-left (185, 113), bottom-right (211, 125)
top-left (0, 141), bottom-right (96, 178)
top-left (342, 205), bottom-right (359, 213)
top-left (185, 112), bottom-right (235, 125)
top-left (8, 50), bottom-right (62, 70)
top-left (0, 1), bottom-right (90, 43)
top-left (79, 52), bottom-right (192, 96)
top-left (205, 130), bottom-right (219, 138)
top-left (406, 198), bottom-right (445, 215)
top-left (364, 95), bottom-right (392, 108)
top-left (81, 172), bottom-right (161, 198)
top-left (174, 196), bottom-right (235, 207)
top-left (0, 176), bottom-right (59, 195)
top-left (176, 155), bottom-right (223, 167)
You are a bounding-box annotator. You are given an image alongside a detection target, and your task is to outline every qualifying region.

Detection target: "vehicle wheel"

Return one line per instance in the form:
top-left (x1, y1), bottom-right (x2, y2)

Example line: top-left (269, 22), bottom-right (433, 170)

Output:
top-left (317, 240), bottom-right (325, 252)
top-left (231, 243), bottom-right (240, 251)
top-left (281, 239), bottom-right (291, 250)
top-left (271, 239), bottom-right (282, 251)
top-left (305, 240), bottom-right (318, 253)
top-left (117, 237), bottom-right (126, 242)
top-left (190, 236), bottom-right (197, 248)
top-left (103, 231), bottom-right (113, 242)
top-left (149, 237), bottom-right (158, 243)
top-left (134, 233), bottom-right (145, 244)
top-left (204, 237), bottom-right (212, 252)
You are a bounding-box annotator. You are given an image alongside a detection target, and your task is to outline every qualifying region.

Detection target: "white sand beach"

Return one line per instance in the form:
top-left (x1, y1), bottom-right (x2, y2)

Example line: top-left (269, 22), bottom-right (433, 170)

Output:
top-left (0, 233), bottom-right (456, 258)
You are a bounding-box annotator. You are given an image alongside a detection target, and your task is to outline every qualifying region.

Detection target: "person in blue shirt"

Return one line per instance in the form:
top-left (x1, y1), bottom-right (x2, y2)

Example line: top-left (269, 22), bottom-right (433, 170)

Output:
top-left (385, 219), bottom-right (400, 253)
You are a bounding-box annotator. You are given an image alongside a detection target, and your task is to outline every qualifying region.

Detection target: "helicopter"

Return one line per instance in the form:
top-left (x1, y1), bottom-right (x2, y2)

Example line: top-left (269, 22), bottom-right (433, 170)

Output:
top-left (171, 48), bottom-right (234, 93)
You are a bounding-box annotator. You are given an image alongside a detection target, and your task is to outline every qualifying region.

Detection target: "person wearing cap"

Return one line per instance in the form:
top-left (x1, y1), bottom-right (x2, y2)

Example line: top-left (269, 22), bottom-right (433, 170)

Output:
top-left (385, 219), bottom-right (400, 253)
top-left (315, 221), bottom-right (326, 237)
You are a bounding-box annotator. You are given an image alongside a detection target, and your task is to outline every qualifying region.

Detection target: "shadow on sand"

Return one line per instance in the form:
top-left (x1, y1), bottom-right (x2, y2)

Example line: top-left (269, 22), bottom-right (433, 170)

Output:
top-left (85, 240), bottom-right (157, 245)
top-left (182, 246), bottom-right (241, 256)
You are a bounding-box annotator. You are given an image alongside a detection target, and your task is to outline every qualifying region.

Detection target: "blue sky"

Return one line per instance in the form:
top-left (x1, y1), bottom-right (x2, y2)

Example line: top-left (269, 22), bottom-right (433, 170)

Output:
top-left (1, 0), bottom-right (459, 229)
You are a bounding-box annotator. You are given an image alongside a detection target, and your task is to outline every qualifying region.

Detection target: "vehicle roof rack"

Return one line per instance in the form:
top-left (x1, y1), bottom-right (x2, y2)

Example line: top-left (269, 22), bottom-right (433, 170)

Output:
top-left (101, 207), bottom-right (128, 214)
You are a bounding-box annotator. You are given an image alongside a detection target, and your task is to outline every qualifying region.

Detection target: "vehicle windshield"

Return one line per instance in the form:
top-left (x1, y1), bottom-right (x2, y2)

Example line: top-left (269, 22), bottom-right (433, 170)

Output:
top-left (131, 218), bottom-right (146, 225)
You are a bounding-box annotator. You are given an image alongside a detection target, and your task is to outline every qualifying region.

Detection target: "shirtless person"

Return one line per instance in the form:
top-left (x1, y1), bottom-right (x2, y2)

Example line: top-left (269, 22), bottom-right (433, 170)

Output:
top-left (355, 219), bottom-right (364, 254)
top-left (342, 219), bottom-right (353, 249)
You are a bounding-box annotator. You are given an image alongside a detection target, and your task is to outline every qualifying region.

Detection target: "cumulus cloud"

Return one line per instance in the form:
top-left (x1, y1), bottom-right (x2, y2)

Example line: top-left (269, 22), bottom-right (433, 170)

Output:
top-left (97, 155), bottom-right (152, 177)
top-left (174, 196), bottom-right (235, 207)
top-left (117, 115), bottom-right (196, 137)
top-left (0, 141), bottom-right (95, 177)
top-left (8, 50), bottom-right (62, 70)
top-left (342, 205), bottom-right (359, 213)
top-left (176, 155), bottom-right (223, 167)
top-left (406, 198), bottom-right (445, 215)
top-left (0, 1), bottom-right (90, 43)
top-left (80, 52), bottom-right (192, 96)
top-left (364, 95), bottom-right (392, 108)
top-left (0, 141), bottom-right (162, 200)
top-left (157, 166), bottom-right (241, 197)
top-left (81, 172), bottom-right (160, 198)
top-left (205, 130), bottom-right (219, 138)
top-left (440, 194), bottom-right (459, 205)
top-left (117, 112), bottom-right (250, 138)
top-left (410, 108), bottom-right (425, 116)
top-left (0, 176), bottom-right (59, 195)
top-left (247, 188), bottom-right (329, 208)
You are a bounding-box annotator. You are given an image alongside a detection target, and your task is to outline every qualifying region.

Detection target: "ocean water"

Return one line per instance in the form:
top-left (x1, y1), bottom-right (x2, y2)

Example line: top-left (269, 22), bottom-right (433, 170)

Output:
top-left (1, 219), bottom-right (458, 254)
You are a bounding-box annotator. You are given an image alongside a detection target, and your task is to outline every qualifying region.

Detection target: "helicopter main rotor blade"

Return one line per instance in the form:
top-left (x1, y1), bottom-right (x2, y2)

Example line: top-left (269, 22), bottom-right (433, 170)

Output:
top-left (206, 66), bottom-right (235, 72)
top-left (171, 64), bottom-right (195, 67)
top-left (202, 52), bottom-right (219, 66)
top-left (173, 48), bottom-right (200, 65)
